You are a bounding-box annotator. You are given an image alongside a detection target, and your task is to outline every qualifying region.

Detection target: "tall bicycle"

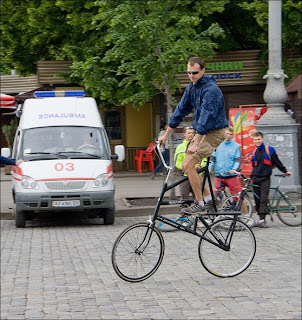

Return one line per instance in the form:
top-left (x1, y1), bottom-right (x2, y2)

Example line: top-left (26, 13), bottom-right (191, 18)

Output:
top-left (223, 172), bottom-right (301, 227)
top-left (111, 143), bottom-right (256, 282)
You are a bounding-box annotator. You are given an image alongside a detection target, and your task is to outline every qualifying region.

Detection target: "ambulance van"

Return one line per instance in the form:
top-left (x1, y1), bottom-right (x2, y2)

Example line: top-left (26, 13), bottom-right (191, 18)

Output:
top-left (2, 90), bottom-right (125, 227)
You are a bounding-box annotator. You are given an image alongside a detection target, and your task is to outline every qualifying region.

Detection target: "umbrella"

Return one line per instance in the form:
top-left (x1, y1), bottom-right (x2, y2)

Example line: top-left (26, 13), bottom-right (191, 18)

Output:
top-left (0, 93), bottom-right (17, 108)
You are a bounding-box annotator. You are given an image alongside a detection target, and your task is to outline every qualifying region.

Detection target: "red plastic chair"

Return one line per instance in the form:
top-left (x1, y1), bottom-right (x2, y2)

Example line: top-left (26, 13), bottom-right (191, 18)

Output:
top-left (135, 142), bottom-right (156, 173)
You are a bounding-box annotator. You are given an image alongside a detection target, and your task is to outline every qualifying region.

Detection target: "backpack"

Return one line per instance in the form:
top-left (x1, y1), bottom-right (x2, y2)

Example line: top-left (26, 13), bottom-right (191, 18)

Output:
top-left (252, 145), bottom-right (276, 168)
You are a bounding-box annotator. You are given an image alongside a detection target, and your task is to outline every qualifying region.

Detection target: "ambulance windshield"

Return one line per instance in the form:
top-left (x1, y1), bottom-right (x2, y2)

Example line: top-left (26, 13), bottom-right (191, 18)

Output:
top-left (20, 126), bottom-right (110, 160)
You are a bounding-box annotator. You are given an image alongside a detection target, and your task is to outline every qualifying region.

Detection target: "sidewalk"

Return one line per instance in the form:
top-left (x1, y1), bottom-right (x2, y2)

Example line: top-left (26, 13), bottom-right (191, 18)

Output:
top-left (0, 167), bottom-right (180, 219)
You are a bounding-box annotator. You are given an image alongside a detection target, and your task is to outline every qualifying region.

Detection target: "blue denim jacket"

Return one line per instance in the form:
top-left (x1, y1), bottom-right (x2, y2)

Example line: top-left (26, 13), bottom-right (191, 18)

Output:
top-left (168, 75), bottom-right (228, 135)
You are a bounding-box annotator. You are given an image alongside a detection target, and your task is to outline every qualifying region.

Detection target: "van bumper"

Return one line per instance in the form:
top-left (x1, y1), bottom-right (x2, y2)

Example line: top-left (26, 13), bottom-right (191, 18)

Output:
top-left (14, 191), bottom-right (115, 212)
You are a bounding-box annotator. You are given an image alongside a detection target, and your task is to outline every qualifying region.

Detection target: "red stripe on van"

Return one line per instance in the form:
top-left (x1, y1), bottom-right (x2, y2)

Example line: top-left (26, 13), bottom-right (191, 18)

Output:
top-left (107, 164), bottom-right (113, 174)
top-left (12, 166), bottom-right (23, 176)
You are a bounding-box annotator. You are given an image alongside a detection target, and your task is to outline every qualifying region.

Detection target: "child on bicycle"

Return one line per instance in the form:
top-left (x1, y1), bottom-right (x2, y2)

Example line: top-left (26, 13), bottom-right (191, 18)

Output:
top-left (208, 126), bottom-right (249, 214)
top-left (252, 132), bottom-right (292, 228)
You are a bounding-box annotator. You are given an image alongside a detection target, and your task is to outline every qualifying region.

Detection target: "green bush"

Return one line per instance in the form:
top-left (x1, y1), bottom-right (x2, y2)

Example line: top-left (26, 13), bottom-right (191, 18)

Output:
top-left (2, 119), bottom-right (17, 149)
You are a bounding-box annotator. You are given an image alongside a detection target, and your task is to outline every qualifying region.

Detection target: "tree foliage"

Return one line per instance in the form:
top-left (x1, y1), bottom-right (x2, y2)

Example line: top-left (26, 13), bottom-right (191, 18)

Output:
top-left (240, 0), bottom-right (302, 49)
top-left (58, 0), bottom-right (227, 109)
top-left (1, 0), bottom-right (301, 99)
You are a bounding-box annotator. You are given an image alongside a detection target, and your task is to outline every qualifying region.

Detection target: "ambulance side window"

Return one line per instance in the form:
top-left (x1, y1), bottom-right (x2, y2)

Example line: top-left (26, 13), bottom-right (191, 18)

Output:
top-left (12, 131), bottom-right (20, 159)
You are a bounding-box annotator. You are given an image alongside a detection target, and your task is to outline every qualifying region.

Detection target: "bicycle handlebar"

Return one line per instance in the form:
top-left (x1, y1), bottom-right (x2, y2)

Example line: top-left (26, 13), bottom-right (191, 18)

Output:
top-left (155, 142), bottom-right (208, 175)
top-left (231, 171), bottom-right (290, 184)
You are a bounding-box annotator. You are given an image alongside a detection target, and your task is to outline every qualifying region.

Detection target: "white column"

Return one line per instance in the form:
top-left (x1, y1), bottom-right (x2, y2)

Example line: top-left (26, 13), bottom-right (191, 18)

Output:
top-left (257, 0), bottom-right (300, 191)
top-left (258, 0), bottom-right (293, 125)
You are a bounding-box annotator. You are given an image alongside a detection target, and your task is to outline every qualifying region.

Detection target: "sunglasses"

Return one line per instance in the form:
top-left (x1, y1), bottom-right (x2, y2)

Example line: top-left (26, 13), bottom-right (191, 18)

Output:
top-left (185, 126), bottom-right (194, 130)
top-left (187, 71), bottom-right (200, 75)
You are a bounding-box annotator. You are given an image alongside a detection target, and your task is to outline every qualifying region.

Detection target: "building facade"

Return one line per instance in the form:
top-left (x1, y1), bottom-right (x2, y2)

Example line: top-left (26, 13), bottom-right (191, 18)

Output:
top-left (1, 50), bottom-right (301, 179)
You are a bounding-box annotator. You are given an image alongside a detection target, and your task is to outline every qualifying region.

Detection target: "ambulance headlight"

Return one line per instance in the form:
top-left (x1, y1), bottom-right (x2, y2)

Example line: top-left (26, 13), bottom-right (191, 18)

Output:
top-left (93, 174), bottom-right (109, 187)
top-left (21, 176), bottom-right (39, 189)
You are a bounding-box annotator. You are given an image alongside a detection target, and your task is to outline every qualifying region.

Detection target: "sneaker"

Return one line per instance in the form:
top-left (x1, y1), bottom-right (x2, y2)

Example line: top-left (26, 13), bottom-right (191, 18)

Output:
top-left (258, 219), bottom-right (269, 228)
top-left (181, 200), bottom-right (205, 215)
top-left (205, 199), bottom-right (218, 211)
top-left (179, 203), bottom-right (189, 210)
top-left (150, 174), bottom-right (155, 180)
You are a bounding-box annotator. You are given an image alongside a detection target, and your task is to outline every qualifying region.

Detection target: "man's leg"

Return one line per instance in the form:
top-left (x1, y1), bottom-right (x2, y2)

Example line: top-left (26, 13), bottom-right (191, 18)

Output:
top-left (258, 176), bottom-right (270, 220)
top-left (179, 180), bottom-right (194, 199)
top-left (180, 155), bottom-right (211, 214)
top-left (252, 176), bottom-right (261, 216)
top-left (253, 176), bottom-right (270, 228)
top-left (182, 155), bottom-right (203, 200)
top-left (181, 128), bottom-right (225, 214)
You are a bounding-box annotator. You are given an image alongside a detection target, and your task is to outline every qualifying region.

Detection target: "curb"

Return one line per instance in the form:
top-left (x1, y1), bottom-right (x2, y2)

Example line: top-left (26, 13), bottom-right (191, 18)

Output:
top-left (0, 205), bottom-right (179, 220)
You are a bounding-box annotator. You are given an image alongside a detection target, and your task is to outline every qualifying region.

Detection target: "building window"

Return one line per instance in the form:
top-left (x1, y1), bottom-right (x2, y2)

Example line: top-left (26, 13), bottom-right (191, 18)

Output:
top-left (104, 111), bottom-right (121, 140)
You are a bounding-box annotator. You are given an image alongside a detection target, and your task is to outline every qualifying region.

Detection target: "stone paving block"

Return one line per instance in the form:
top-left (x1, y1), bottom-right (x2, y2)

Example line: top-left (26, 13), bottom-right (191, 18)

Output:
top-left (1, 218), bottom-right (301, 319)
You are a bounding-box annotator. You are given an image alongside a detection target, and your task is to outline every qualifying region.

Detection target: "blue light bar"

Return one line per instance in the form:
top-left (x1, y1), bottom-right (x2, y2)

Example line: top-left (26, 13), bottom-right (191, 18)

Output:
top-left (33, 90), bottom-right (86, 98)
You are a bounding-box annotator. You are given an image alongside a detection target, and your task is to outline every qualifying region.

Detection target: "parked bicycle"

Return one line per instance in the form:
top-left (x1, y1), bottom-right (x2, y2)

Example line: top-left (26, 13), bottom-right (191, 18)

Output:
top-left (225, 171), bottom-right (301, 227)
top-left (111, 143), bottom-right (256, 282)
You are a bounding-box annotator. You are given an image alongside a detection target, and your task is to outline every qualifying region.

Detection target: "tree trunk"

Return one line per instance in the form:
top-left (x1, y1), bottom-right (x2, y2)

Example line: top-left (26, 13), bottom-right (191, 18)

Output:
top-left (163, 75), bottom-right (176, 197)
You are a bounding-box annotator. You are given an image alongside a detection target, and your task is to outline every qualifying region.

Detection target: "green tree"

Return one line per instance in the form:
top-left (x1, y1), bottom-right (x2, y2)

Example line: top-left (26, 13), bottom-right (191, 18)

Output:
top-left (58, 0), bottom-right (226, 109)
top-left (0, 0), bottom-right (87, 75)
top-left (240, 0), bottom-right (302, 83)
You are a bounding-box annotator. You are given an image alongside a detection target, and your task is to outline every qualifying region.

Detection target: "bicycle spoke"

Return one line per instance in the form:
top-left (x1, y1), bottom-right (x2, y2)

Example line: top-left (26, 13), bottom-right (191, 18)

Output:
top-left (112, 223), bottom-right (165, 282)
top-left (198, 218), bottom-right (256, 277)
top-left (276, 191), bottom-right (302, 226)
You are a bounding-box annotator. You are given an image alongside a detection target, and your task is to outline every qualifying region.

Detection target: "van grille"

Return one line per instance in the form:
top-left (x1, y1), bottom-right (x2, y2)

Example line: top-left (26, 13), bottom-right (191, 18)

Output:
top-left (45, 181), bottom-right (86, 190)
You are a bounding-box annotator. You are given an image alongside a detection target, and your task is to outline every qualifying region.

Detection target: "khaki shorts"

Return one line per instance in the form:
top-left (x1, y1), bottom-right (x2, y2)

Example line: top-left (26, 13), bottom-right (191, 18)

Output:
top-left (191, 128), bottom-right (226, 163)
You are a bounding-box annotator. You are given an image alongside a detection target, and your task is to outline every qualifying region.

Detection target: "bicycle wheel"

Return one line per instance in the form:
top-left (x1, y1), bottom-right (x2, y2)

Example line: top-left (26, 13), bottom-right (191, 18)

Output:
top-left (276, 191), bottom-right (302, 226)
top-left (198, 218), bottom-right (256, 277)
top-left (157, 216), bottom-right (193, 232)
top-left (221, 195), bottom-right (255, 228)
top-left (112, 223), bottom-right (165, 282)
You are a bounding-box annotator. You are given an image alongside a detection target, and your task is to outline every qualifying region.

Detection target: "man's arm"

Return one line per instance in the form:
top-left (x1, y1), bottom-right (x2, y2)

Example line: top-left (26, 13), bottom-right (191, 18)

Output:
top-left (229, 145), bottom-right (241, 173)
top-left (0, 156), bottom-right (16, 166)
top-left (271, 152), bottom-right (292, 176)
top-left (157, 126), bottom-right (174, 145)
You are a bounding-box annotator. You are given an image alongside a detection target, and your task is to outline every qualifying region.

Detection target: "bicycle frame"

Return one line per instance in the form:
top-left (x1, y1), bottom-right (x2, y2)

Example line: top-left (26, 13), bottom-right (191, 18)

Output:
top-left (145, 143), bottom-right (242, 251)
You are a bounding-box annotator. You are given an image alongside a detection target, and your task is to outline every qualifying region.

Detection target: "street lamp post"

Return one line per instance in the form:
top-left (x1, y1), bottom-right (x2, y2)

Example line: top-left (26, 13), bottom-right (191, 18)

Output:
top-left (257, 0), bottom-right (300, 191)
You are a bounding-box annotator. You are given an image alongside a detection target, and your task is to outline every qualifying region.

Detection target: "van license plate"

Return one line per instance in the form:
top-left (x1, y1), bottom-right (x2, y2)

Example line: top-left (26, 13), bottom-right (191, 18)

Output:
top-left (52, 200), bottom-right (80, 208)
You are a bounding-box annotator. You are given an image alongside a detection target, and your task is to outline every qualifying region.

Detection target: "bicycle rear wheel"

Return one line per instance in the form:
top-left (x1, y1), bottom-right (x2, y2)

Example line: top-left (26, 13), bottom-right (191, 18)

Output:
top-left (221, 195), bottom-right (255, 228)
top-left (276, 191), bottom-right (302, 226)
top-left (198, 218), bottom-right (256, 277)
top-left (112, 223), bottom-right (165, 282)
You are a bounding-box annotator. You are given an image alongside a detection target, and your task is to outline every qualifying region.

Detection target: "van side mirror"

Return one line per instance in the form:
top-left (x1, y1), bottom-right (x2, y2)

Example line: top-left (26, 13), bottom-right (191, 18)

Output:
top-left (1, 148), bottom-right (11, 157)
top-left (112, 145), bottom-right (125, 162)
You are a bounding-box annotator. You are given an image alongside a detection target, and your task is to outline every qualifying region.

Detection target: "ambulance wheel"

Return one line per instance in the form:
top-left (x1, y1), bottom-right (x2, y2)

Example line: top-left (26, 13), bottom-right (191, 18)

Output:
top-left (103, 207), bottom-right (115, 225)
top-left (15, 210), bottom-right (26, 228)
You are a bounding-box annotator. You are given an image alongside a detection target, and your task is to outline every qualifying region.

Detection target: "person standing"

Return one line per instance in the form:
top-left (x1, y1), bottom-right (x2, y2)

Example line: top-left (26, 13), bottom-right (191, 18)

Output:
top-left (252, 132), bottom-right (292, 228)
top-left (209, 126), bottom-right (248, 214)
top-left (158, 57), bottom-right (228, 214)
top-left (151, 122), bottom-right (170, 179)
top-left (175, 127), bottom-right (195, 206)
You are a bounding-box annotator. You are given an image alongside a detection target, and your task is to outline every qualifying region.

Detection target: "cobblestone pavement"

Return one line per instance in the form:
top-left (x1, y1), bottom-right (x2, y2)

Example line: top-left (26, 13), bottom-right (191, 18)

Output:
top-left (1, 215), bottom-right (301, 320)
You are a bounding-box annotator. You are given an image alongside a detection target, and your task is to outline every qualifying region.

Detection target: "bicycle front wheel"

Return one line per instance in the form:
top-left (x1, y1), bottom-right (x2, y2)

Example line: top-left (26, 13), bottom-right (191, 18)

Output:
top-left (198, 218), bottom-right (256, 278)
top-left (112, 223), bottom-right (165, 282)
top-left (276, 191), bottom-right (302, 226)
top-left (221, 195), bottom-right (255, 228)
